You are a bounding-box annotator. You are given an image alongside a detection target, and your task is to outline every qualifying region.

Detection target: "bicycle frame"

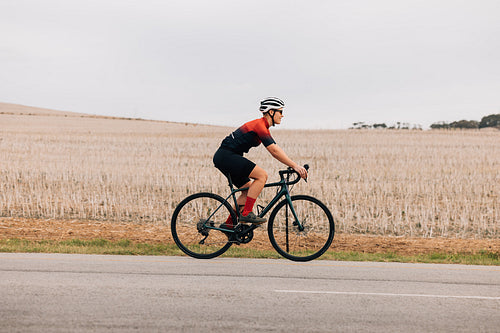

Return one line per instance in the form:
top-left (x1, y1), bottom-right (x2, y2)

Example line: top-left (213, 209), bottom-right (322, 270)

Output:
top-left (172, 163), bottom-right (334, 261)
top-left (204, 171), bottom-right (304, 235)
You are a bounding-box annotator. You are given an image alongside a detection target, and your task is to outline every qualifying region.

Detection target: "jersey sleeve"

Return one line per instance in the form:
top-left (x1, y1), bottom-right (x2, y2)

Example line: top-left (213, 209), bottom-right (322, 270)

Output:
top-left (255, 120), bottom-right (276, 147)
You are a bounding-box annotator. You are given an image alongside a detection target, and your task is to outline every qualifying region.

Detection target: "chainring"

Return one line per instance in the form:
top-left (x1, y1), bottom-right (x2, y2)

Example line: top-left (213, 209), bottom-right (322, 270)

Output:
top-left (234, 224), bottom-right (254, 244)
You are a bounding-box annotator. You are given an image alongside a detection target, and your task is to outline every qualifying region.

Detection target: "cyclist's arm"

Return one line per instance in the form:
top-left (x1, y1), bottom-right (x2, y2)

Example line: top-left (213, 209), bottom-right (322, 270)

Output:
top-left (266, 144), bottom-right (308, 179)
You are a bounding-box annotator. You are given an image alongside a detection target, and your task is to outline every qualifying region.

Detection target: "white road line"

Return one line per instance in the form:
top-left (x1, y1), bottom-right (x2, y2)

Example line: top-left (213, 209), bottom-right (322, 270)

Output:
top-left (275, 290), bottom-right (500, 300)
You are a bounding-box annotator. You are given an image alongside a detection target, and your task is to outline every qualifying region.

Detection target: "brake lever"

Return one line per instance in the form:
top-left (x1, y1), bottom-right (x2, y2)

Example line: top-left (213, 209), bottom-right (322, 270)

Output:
top-left (303, 164), bottom-right (309, 183)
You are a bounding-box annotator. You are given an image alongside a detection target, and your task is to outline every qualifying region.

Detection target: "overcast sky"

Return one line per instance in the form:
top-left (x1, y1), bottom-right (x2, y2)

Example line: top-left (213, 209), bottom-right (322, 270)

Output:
top-left (1, 0), bottom-right (499, 129)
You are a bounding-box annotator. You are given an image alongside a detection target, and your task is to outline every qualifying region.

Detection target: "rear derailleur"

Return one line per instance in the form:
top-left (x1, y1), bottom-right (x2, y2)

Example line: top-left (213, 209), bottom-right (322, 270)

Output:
top-left (197, 219), bottom-right (214, 244)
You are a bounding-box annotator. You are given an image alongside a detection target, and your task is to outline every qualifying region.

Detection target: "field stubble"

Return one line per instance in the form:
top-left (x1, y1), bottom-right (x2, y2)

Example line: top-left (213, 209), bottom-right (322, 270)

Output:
top-left (1, 113), bottom-right (499, 239)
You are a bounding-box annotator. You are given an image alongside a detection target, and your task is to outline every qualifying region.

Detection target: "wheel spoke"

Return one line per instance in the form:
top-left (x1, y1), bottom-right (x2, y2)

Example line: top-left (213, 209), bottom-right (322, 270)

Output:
top-left (171, 193), bottom-right (234, 259)
top-left (268, 195), bottom-right (334, 261)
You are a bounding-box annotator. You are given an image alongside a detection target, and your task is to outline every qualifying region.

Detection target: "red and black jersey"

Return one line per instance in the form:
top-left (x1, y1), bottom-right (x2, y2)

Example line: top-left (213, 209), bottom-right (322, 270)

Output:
top-left (220, 117), bottom-right (276, 155)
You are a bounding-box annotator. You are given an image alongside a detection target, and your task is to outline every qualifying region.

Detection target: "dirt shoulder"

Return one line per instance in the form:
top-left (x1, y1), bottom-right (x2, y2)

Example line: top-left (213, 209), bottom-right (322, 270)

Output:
top-left (1, 217), bottom-right (498, 256)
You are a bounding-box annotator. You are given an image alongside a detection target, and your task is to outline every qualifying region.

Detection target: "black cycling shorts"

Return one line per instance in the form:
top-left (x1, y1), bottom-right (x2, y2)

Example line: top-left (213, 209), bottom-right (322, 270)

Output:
top-left (213, 148), bottom-right (256, 188)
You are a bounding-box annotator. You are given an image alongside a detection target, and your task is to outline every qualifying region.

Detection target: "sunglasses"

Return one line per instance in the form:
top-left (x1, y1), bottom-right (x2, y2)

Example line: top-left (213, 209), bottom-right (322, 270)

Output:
top-left (272, 109), bottom-right (283, 114)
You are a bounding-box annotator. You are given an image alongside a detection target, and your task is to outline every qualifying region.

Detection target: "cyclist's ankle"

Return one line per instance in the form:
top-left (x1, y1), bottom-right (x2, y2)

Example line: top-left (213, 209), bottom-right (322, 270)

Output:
top-left (242, 197), bottom-right (257, 216)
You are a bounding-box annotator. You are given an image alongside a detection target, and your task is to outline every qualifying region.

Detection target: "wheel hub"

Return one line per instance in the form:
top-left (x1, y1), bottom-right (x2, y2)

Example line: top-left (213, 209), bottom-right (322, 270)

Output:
top-left (197, 219), bottom-right (214, 236)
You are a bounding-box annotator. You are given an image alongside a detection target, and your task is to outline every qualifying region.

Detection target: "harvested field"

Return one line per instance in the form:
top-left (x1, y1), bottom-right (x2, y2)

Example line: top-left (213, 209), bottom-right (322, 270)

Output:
top-left (0, 103), bottom-right (499, 240)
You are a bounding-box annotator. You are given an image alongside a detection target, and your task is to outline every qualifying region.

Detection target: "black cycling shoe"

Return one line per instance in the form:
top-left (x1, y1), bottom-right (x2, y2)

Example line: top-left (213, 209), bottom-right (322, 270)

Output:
top-left (239, 212), bottom-right (267, 225)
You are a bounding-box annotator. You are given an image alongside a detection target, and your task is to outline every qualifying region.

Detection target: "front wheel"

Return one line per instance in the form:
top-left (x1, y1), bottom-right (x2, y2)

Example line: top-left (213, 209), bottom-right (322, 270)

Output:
top-left (171, 192), bottom-right (235, 259)
top-left (268, 195), bottom-right (335, 261)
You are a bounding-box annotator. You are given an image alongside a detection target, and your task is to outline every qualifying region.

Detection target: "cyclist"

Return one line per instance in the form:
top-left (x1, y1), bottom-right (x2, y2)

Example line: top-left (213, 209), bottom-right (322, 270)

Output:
top-left (213, 97), bottom-right (308, 229)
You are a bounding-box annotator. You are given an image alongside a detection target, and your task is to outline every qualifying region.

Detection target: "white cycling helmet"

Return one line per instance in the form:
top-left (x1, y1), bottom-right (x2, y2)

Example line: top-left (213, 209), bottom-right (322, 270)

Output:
top-left (259, 97), bottom-right (284, 113)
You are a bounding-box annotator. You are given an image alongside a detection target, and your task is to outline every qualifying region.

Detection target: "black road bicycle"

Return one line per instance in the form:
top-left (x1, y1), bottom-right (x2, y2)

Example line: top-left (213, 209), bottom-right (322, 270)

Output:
top-left (171, 165), bottom-right (335, 261)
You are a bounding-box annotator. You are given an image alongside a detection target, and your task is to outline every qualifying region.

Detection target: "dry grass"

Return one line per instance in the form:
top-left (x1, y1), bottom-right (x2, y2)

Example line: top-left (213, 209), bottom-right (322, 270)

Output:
top-left (1, 109), bottom-right (499, 238)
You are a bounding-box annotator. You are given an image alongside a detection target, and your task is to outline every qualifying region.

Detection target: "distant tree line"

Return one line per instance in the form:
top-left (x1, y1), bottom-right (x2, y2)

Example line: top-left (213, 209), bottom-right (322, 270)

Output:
top-left (430, 114), bottom-right (500, 130)
top-left (430, 120), bottom-right (478, 129)
top-left (350, 122), bottom-right (422, 130)
top-left (350, 114), bottom-right (500, 130)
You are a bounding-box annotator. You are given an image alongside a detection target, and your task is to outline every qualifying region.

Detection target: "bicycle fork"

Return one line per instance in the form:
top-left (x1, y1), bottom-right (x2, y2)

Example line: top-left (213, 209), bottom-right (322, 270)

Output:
top-left (283, 186), bottom-right (304, 230)
top-left (283, 194), bottom-right (303, 253)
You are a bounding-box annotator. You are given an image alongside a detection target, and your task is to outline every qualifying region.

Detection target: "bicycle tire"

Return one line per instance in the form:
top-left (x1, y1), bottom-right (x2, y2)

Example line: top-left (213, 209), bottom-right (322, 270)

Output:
top-left (171, 192), bottom-right (236, 259)
top-left (268, 195), bottom-right (334, 261)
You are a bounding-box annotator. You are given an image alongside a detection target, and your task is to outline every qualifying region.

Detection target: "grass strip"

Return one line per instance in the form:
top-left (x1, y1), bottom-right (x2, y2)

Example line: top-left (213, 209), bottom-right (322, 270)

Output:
top-left (0, 238), bottom-right (184, 256)
top-left (0, 238), bottom-right (498, 265)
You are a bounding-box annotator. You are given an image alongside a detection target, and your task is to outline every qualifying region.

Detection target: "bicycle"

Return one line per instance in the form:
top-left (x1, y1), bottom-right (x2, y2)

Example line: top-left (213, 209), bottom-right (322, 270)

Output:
top-left (170, 164), bottom-right (335, 262)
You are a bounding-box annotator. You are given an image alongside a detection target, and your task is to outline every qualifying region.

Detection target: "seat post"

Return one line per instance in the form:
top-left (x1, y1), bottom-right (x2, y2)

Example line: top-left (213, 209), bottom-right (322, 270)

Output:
top-left (225, 174), bottom-right (241, 218)
top-left (225, 173), bottom-right (234, 190)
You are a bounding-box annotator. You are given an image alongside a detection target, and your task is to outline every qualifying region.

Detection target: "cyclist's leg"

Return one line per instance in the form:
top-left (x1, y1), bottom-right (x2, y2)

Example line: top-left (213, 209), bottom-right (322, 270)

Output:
top-left (248, 166), bottom-right (267, 197)
top-left (236, 183), bottom-right (250, 207)
top-left (222, 182), bottom-right (249, 228)
top-left (214, 150), bottom-right (266, 224)
top-left (241, 165), bottom-right (267, 218)
top-left (223, 166), bottom-right (268, 226)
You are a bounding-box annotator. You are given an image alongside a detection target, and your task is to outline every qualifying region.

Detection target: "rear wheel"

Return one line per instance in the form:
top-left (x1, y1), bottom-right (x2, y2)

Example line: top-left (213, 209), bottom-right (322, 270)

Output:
top-left (268, 195), bottom-right (334, 261)
top-left (171, 192), bottom-right (235, 259)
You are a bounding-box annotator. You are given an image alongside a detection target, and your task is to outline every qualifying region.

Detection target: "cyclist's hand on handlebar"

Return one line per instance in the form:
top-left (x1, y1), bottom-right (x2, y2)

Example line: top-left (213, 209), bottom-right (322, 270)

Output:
top-left (293, 165), bottom-right (308, 180)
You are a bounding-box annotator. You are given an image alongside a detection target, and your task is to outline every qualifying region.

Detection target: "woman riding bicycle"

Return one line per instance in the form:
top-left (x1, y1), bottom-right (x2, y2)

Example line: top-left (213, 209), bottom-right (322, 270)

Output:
top-left (213, 97), bottom-right (308, 228)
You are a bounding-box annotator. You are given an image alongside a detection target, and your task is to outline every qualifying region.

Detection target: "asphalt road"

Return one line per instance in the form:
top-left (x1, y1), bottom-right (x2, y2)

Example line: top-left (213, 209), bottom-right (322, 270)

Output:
top-left (1, 253), bottom-right (499, 332)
